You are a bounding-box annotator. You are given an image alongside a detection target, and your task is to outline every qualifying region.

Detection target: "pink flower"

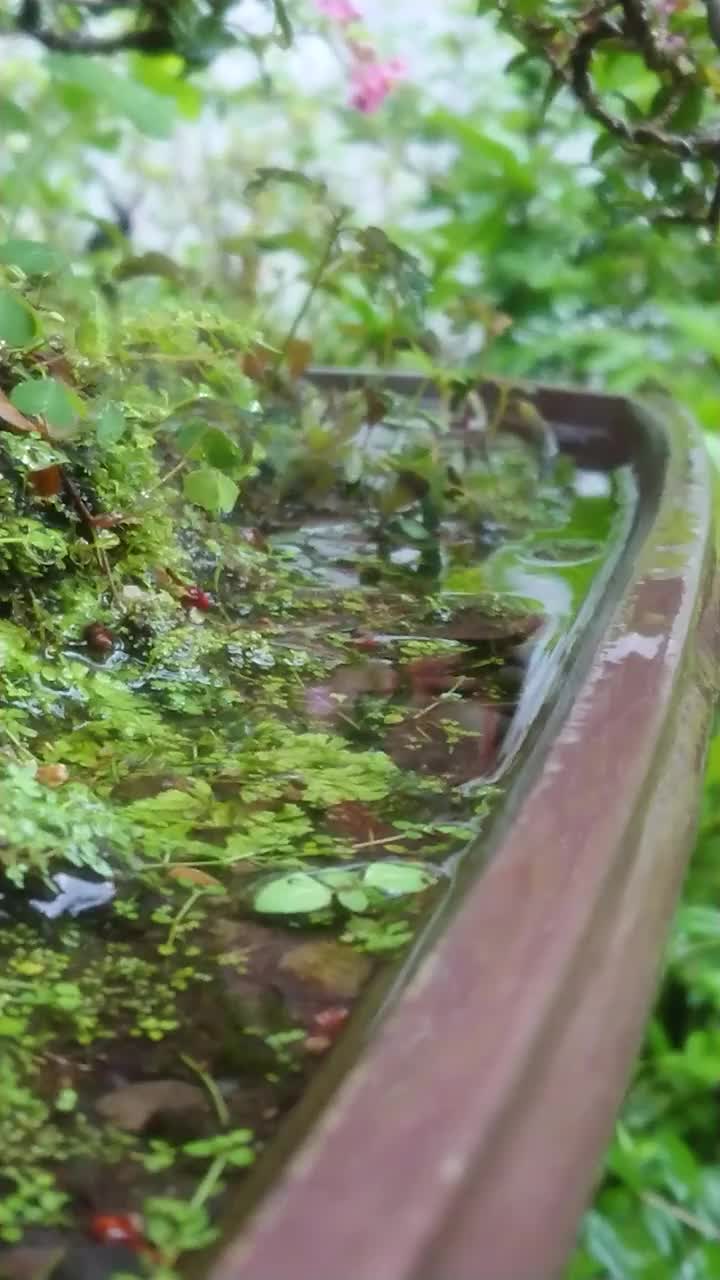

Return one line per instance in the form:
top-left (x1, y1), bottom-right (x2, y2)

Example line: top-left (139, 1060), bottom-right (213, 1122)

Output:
top-left (315, 0), bottom-right (362, 23)
top-left (348, 56), bottom-right (407, 113)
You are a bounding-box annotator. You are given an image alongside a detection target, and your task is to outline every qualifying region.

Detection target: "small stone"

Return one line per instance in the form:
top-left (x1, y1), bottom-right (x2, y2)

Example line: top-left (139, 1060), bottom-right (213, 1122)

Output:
top-left (312, 1006), bottom-right (350, 1037)
top-left (35, 763), bottom-right (69, 788)
top-left (304, 1035), bottom-right (332, 1055)
top-left (83, 623), bottom-right (114, 655)
top-left (95, 1080), bottom-right (208, 1133)
top-left (445, 607), bottom-right (543, 645)
top-left (279, 941), bottom-right (371, 999)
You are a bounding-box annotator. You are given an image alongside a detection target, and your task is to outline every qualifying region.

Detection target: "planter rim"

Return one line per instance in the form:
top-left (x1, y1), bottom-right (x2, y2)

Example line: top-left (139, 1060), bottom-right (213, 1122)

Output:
top-left (208, 379), bottom-right (720, 1280)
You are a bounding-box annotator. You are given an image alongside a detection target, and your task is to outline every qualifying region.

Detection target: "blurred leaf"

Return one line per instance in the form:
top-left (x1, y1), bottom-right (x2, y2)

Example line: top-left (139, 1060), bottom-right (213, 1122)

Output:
top-left (0, 290), bottom-right (38, 348)
top-left (10, 378), bottom-right (78, 430)
top-left (178, 424), bottom-right (244, 472)
top-left (114, 253), bottom-right (183, 283)
top-left (0, 240), bottom-right (65, 276)
top-left (183, 466), bottom-right (239, 514)
top-left (0, 98), bottom-right (29, 131)
top-left (272, 0), bottom-right (294, 47)
top-left (583, 1211), bottom-right (648, 1279)
top-left (130, 53), bottom-right (201, 118)
top-left (49, 56), bottom-right (176, 138)
top-left (285, 338), bottom-right (312, 378)
top-left (96, 403), bottom-right (126, 447)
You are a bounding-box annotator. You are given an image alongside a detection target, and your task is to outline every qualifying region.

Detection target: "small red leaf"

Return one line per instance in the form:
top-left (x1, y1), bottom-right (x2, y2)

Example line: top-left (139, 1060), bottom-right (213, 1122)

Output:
top-left (29, 464), bottom-right (62, 497)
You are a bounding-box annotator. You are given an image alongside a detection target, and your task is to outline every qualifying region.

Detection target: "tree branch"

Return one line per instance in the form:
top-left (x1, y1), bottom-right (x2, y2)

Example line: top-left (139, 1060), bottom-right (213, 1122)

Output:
top-left (15, 0), bottom-right (173, 55)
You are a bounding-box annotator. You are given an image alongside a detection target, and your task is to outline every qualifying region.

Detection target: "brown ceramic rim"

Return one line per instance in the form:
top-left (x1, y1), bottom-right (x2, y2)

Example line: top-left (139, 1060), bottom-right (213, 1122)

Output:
top-left (206, 379), bottom-right (720, 1280)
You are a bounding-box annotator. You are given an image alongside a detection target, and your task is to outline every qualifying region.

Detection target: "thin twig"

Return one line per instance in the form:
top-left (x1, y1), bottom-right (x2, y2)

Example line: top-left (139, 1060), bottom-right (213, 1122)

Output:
top-left (641, 1191), bottom-right (720, 1240)
top-left (180, 1054), bottom-right (230, 1129)
top-left (273, 208), bottom-right (346, 373)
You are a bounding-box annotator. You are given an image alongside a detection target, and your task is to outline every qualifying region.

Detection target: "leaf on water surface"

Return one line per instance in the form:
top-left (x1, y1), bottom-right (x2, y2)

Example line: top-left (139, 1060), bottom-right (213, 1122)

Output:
top-left (337, 888), bottom-right (370, 913)
top-left (254, 871), bottom-right (333, 915)
top-left (363, 861), bottom-right (438, 896)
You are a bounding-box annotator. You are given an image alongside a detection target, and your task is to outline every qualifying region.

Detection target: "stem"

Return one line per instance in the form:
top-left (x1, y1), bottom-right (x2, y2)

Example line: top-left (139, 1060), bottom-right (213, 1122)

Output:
top-left (190, 1155), bottom-right (227, 1209)
top-left (640, 1190), bottom-right (720, 1240)
top-left (166, 888), bottom-right (206, 951)
top-left (181, 1054), bottom-right (230, 1129)
top-left (145, 457), bottom-right (188, 496)
top-left (273, 207), bottom-right (346, 373)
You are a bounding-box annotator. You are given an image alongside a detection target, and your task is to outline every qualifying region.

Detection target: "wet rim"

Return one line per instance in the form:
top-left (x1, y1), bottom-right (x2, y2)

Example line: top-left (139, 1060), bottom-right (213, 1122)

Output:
top-left (204, 378), bottom-right (720, 1280)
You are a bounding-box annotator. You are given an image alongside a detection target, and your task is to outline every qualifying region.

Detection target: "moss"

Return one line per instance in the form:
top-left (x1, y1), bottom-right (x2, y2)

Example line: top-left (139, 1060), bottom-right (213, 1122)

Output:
top-left (0, 284), bottom-right (586, 1267)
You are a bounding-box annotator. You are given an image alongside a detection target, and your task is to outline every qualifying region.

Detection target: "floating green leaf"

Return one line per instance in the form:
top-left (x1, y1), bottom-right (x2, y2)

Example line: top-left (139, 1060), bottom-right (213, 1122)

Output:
top-left (254, 872), bottom-right (333, 915)
top-left (337, 888), bottom-right (370, 913)
top-left (363, 861), bottom-right (437, 896)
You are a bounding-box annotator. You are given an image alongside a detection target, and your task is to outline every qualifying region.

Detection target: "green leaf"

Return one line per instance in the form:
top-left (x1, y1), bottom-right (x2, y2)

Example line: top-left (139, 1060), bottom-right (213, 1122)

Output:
top-left (130, 53), bottom-right (201, 119)
top-left (363, 861), bottom-right (437, 896)
top-left (49, 55), bottom-right (176, 138)
top-left (184, 1129), bottom-right (254, 1160)
top-left (143, 1198), bottom-right (217, 1253)
top-left (0, 240), bottom-right (65, 276)
top-left (10, 378), bottom-right (78, 430)
top-left (0, 290), bottom-right (38, 348)
top-left (183, 466), bottom-right (239, 515)
top-left (254, 872), bottom-right (333, 915)
top-left (0, 98), bottom-right (30, 131)
top-left (96, 402), bottom-right (126, 447)
top-left (337, 888), bottom-right (370, 913)
top-left (54, 1087), bottom-right (78, 1113)
top-left (177, 424), bottom-right (243, 472)
top-left (582, 1211), bottom-right (647, 1280)
top-left (113, 252), bottom-right (183, 282)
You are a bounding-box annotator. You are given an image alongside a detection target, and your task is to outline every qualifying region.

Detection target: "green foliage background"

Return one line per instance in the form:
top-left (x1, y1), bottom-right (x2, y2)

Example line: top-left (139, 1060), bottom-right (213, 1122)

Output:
top-left (2, 0), bottom-right (720, 1273)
